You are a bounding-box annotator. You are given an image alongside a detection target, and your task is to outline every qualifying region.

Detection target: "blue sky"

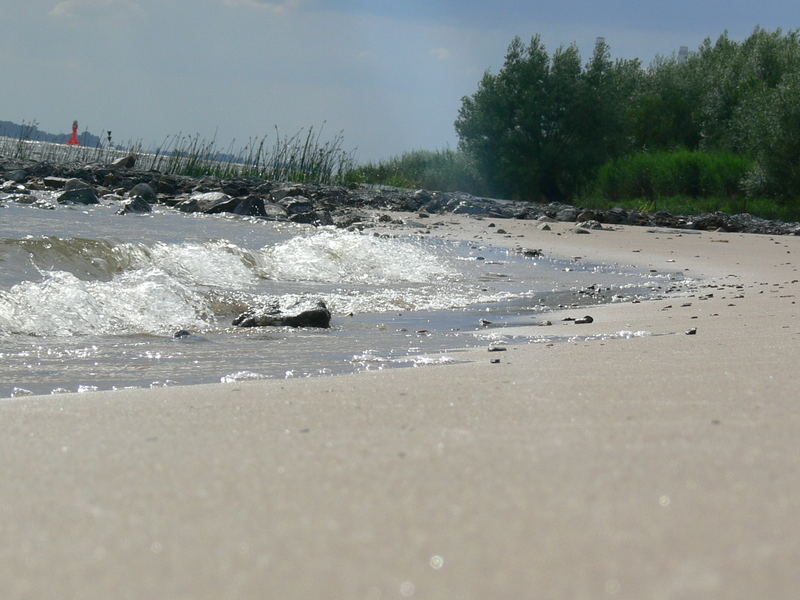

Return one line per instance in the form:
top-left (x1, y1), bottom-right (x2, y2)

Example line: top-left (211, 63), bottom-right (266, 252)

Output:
top-left (1, 1), bottom-right (797, 160)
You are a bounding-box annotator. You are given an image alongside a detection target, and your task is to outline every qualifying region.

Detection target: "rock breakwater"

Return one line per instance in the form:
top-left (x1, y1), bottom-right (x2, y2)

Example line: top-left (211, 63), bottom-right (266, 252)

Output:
top-left (2, 155), bottom-right (799, 235)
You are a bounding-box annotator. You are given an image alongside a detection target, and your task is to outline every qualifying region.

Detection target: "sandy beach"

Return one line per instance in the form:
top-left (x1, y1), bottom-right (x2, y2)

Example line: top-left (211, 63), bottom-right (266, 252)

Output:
top-left (2, 215), bottom-right (799, 599)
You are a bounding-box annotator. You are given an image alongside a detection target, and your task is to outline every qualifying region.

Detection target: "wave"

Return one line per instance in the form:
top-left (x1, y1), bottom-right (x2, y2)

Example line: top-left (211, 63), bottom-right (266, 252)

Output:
top-left (0, 230), bottom-right (466, 337)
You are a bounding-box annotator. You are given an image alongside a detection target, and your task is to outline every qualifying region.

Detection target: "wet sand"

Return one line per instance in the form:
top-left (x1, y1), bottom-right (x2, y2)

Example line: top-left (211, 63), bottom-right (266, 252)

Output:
top-left (2, 216), bottom-right (799, 599)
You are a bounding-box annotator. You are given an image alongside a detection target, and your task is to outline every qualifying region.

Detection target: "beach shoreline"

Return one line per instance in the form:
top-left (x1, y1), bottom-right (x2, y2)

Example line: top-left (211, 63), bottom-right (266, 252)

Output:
top-left (2, 215), bottom-right (799, 598)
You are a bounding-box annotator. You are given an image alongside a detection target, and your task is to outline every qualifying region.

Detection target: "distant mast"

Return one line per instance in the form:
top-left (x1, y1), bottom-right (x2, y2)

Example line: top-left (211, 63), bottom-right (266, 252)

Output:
top-left (67, 120), bottom-right (80, 145)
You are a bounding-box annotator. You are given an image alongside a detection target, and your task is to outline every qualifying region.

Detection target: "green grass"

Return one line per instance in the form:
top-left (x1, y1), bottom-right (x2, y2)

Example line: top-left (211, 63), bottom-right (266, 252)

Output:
top-left (347, 149), bottom-right (488, 195)
top-left (0, 123), bottom-right (356, 186)
top-left (593, 149), bottom-right (753, 201)
top-left (579, 194), bottom-right (800, 222)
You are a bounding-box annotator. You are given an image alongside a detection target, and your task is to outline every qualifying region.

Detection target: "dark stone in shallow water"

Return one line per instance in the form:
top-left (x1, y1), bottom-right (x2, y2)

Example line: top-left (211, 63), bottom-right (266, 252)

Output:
top-left (233, 301), bottom-right (332, 328)
top-left (117, 195), bottom-right (152, 214)
top-left (57, 182), bottom-right (99, 205)
top-left (128, 182), bottom-right (157, 204)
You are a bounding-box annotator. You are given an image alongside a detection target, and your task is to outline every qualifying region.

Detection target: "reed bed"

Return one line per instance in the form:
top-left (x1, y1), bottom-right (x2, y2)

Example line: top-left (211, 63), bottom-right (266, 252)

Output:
top-left (0, 123), bottom-right (356, 185)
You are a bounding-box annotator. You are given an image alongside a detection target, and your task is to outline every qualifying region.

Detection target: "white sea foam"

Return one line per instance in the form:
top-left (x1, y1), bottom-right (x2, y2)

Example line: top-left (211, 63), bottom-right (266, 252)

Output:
top-left (220, 371), bottom-right (270, 383)
top-left (0, 268), bottom-right (212, 336)
top-left (255, 230), bottom-right (458, 284)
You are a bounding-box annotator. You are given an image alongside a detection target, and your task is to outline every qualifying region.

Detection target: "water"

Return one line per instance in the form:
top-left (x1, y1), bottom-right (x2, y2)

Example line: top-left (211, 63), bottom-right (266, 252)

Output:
top-left (0, 192), bottom-right (674, 397)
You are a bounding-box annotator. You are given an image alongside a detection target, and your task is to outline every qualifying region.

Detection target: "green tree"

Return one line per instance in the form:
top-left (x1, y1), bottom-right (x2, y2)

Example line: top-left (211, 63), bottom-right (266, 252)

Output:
top-left (455, 36), bottom-right (640, 201)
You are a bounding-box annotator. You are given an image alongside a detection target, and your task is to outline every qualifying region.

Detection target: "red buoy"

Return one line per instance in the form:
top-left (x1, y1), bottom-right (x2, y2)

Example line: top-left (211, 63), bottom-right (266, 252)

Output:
top-left (67, 120), bottom-right (80, 145)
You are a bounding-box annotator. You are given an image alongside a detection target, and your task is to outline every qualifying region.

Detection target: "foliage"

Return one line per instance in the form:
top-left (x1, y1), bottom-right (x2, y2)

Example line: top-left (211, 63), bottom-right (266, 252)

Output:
top-left (593, 150), bottom-right (752, 202)
top-left (457, 27), bottom-right (800, 208)
top-left (455, 36), bottom-right (640, 201)
top-left (347, 149), bottom-right (487, 195)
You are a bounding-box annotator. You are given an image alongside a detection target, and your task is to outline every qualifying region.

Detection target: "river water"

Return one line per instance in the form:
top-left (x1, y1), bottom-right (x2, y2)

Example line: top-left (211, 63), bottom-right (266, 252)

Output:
top-left (0, 191), bottom-right (673, 397)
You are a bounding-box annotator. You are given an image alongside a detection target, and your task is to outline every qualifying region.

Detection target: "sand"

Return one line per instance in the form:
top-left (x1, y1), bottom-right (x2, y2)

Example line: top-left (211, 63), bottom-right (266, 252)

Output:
top-left (1, 216), bottom-right (799, 599)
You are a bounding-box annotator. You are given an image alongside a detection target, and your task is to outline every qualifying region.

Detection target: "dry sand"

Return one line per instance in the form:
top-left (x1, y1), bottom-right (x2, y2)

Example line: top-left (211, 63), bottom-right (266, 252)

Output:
top-left (1, 216), bottom-right (799, 599)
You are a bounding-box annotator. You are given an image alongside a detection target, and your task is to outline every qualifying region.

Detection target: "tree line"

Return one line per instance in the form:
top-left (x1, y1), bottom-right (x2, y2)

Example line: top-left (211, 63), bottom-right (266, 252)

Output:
top-left (454, 27), bottom-right (800, 205)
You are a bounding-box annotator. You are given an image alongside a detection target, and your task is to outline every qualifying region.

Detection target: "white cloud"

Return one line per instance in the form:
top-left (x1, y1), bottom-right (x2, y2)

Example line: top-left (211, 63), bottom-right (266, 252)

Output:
top-left (222, 0), bottom-right (300, 13)
top-left (49, 0), bottom-right (142, 18)
top-left (430, 47), bottom-right (452, 61)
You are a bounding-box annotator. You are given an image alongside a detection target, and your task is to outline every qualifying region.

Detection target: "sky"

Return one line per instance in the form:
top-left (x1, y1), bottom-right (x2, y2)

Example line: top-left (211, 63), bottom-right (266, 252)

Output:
top-left (1, 0), bottom-right (797, 161)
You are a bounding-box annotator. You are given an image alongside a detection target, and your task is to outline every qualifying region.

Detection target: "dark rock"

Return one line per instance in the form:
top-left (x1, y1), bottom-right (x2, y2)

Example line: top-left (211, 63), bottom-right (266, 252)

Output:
top-left (271, 184), bottom-right (309, 202)
top-left (604, 207), bottom-right (628, 224)
top-left (43, 176), bottom-right (70, 189)
top-left (128, 182), bottom-right (157, 204)
top-left (173, 329), bottom-right (191, 339)
top-left (110, 155), bottom-right (136, 169)
top-left (556, 207), bottom-right (579, 222)
top-left (177, 191), bottom-right (231, 213)
top-left (574, 315), bottom-right (594, 324)
top-left (117, 195), bottom-right (152, 214)
top-left (64, 178), bottom-right (91, 192)
top-left (652, 211), bottom-right (686, 228)
top-left (262, 202), bottom-right (288, 220)
top-left (289, 209), bottom-right (333, 226)
top-left (576, 219), bottom-right (603, 230)
top-left (488, 345), bottom-right (507, 352)
top-left (686, 328), bottom-right (697, 335)
top-left (57, 180), bottom-right (99, 205)
top-left (232, 196), bottom-right (267, 217)
top-left (576, 209), bottom-right (602, 222)
top-left (8, 169), bottom-right (27, 183)
top-left (233, 301), bottom-right (331, 328)
top-left (281, 196), bottom-right (314, 215)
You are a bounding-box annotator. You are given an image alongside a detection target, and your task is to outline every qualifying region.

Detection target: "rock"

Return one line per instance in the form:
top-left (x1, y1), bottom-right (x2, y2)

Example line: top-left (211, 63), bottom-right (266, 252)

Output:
top-left (128, 182), bottom-right (157, 203)
top-left (110, 154), bottom-right (136, 169)
top-left (177, 191), bottom-right (231, 213)
top-left (576, 209), bottom-right (602, 222)
top-left (574, 315), bottom-right (594, 324)
top-left (57, 180), bottom-right (99, 204)
top-left (556, 207), bottom-right (579, 222)
top-left (117, 195), bottom-right (152, 214)
top-left (233, 301), bottom-right (332, 328)
top-left (231, 196), bottom-right (268, 217)
top-left (63, 178), bottom-right (91, 192)
top-left (686, 327), bottom-right (697, 335)
top-left (603, 207), bottom-right (628, 224)
top-left (576, 219), bottom-right (604, 230)
top-left (270, 184), bottom-right (310, 202)
top-left (281, 196), bottom-right (315, 215)
top-left (537, 223), bottom-right (552, 231)
top-left (262, 202), bottom-right (288, 220)
top-left (8, 169), bottom-right (27, 183)
top-left (43, 176), bottom-right (70, 189)
top-left (290, 209), bottom-right (333, 226)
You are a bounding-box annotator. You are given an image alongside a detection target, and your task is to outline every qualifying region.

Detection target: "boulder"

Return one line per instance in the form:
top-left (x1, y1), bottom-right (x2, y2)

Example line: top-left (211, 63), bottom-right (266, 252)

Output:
top-left (575, 219), bottom-right (604, 230)
top-left (110, 155), bottom-right (136, 169)
top-left (204, 195), bottom-right (268, 217)
top-left (233, 301), bottom-right (331, 328)
top-left (57, 179), bottom-right (98, 204)
top-left (128, 182), bottom-right (157, 204)
top-left (555, 207), bottom-right (579, 222)
top-left (177, 191), bottom-right (231, 213)
top-left (117, 196), bottom-right (152, 214)
top-left (281, 196), bottom-right (314, 215)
